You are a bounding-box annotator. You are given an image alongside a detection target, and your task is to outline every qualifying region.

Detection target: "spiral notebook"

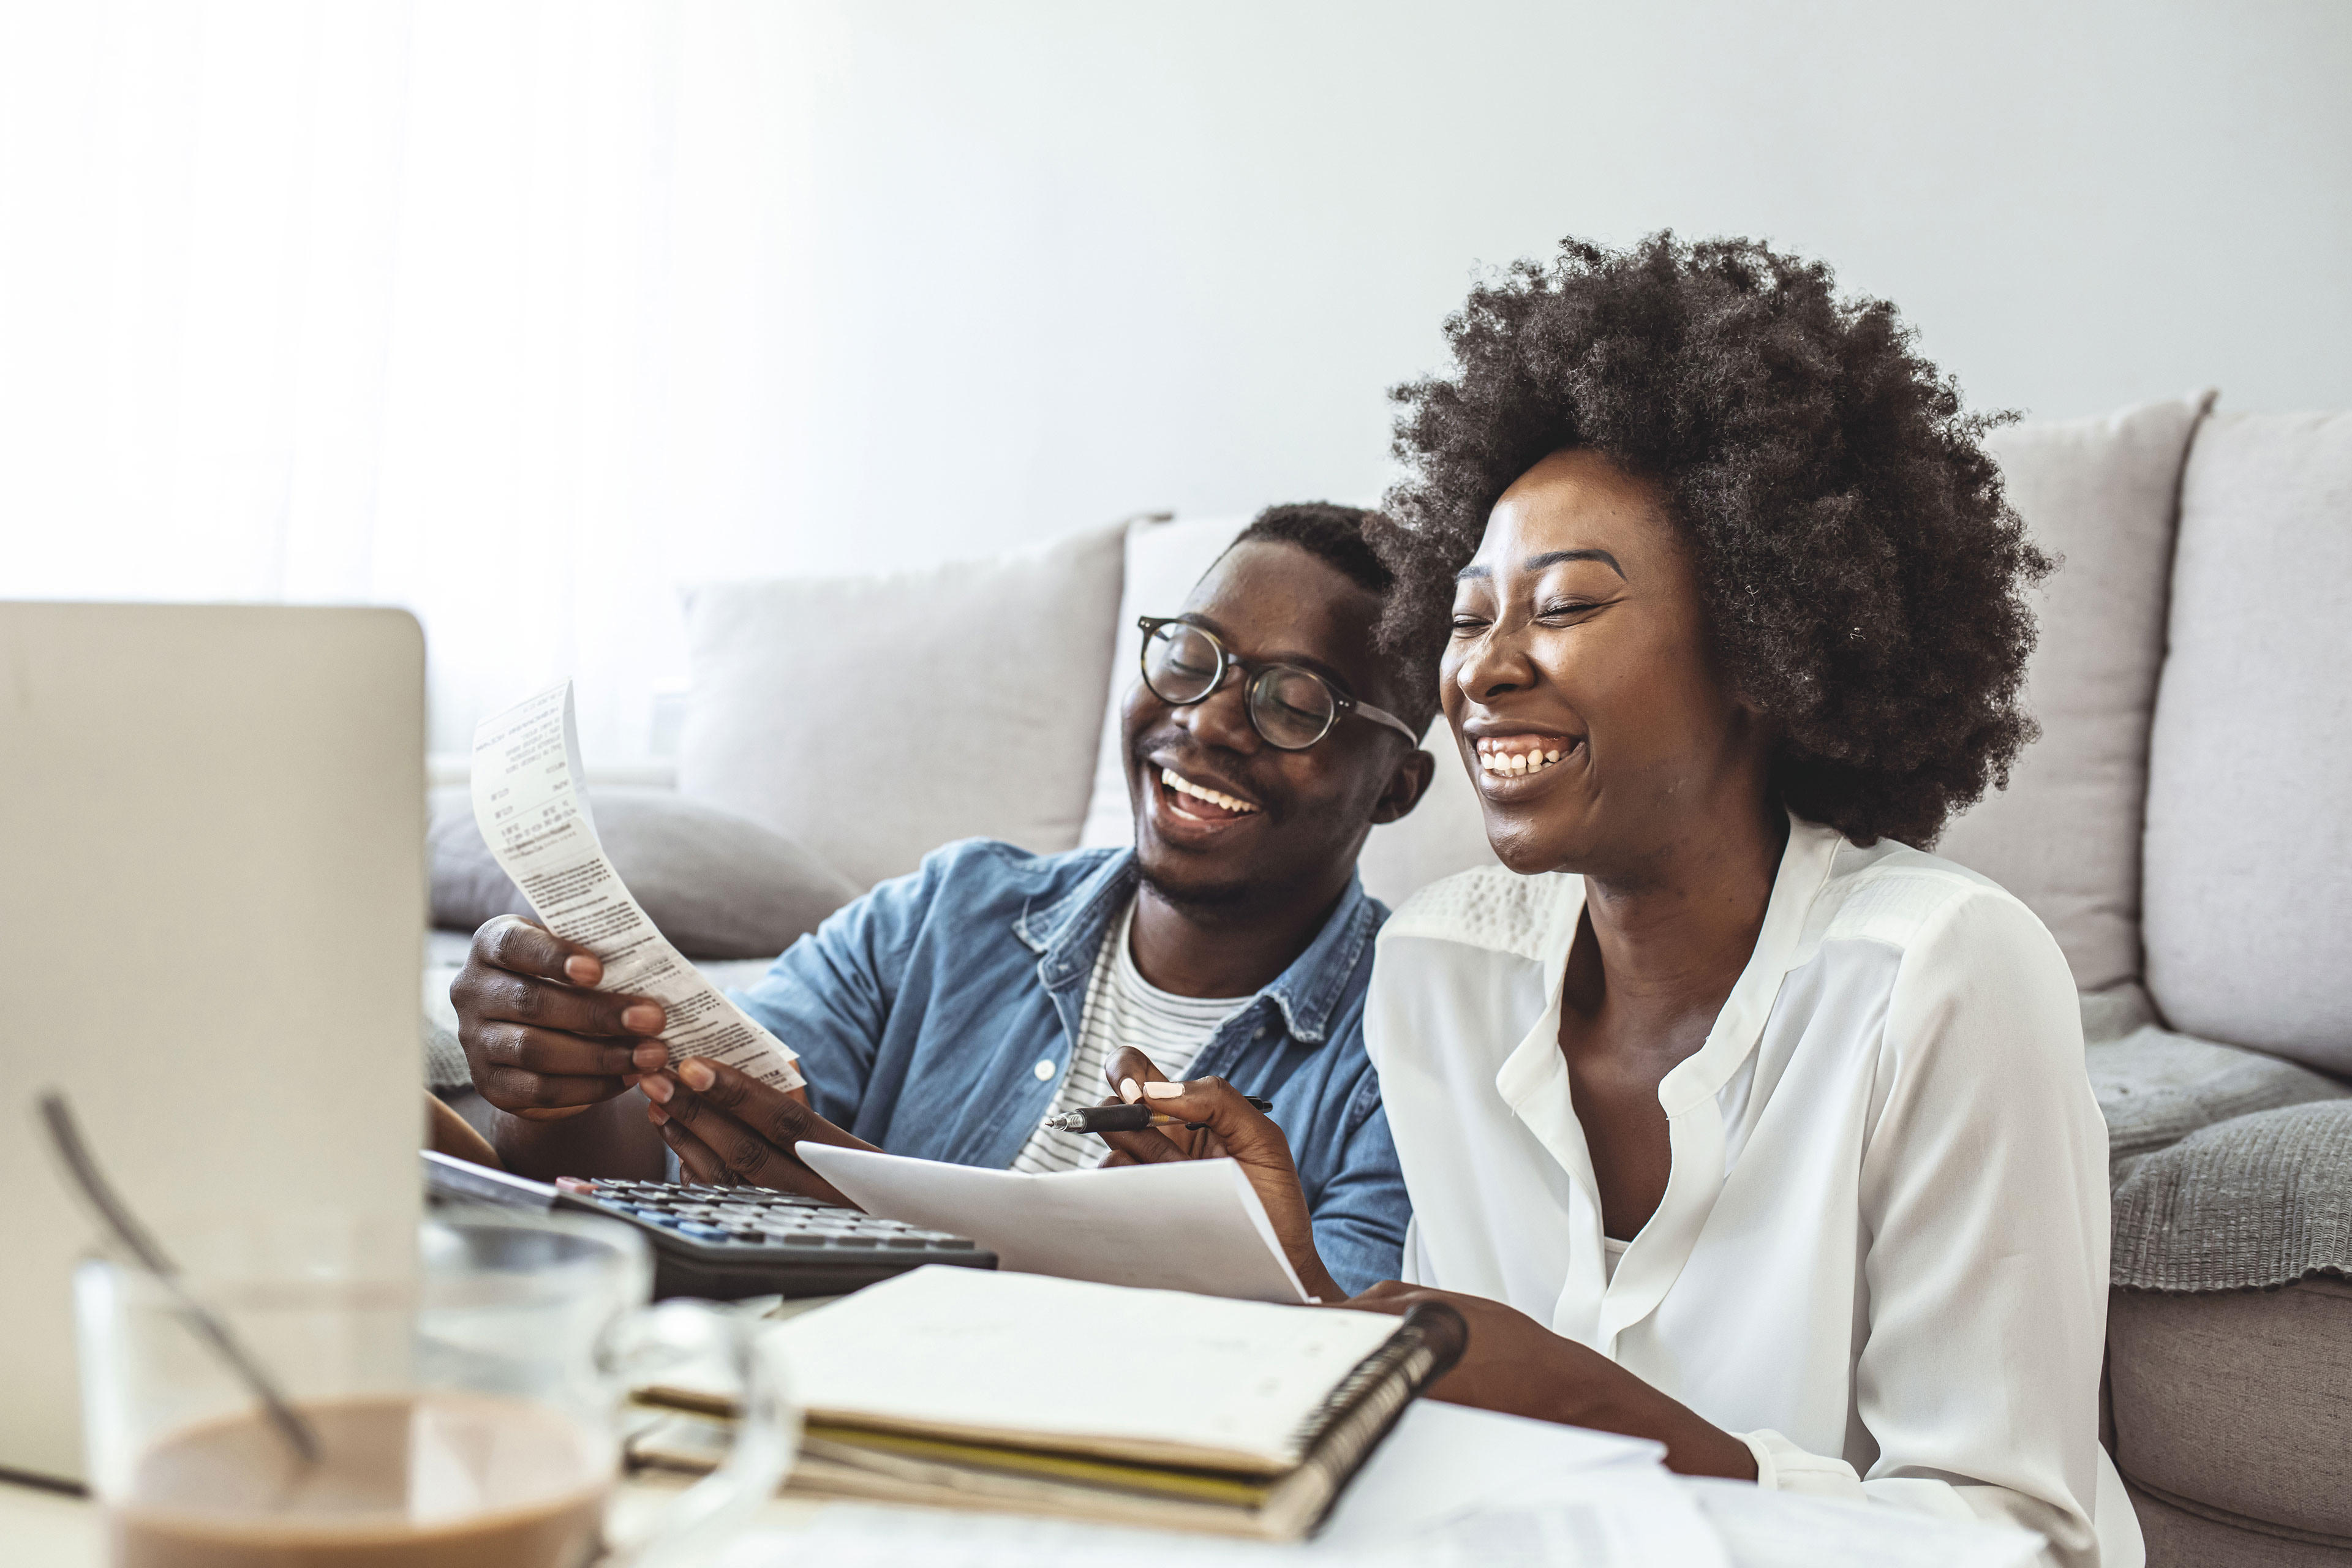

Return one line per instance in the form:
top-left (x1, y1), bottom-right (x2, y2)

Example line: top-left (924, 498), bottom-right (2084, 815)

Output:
top-left (629, 1266), bottom-right (1466, 1539)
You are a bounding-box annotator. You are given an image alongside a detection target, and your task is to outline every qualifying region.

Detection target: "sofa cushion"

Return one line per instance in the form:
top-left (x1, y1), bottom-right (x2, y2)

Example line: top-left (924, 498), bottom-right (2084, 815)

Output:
top-left (2091, 1025), bottom-right (2350, 1183)
top-left (2109, 1279), bottom-right (2352, 1545)
top-left (2124, 1480), bottom-right (2352, 1568)
top-left (2143, 411), bottom-right (2352, 1074)
top-left (427, 785), bottom-right (862, 960)
top-left (2110, 1099), bottom-right (2352, 1292)
top-left (678, 524), bottom-right (1125, 891)
top-left (1936, 393), bottom-right (2212, 996)
top-left (1075, 515), bottom-right (1501, 909)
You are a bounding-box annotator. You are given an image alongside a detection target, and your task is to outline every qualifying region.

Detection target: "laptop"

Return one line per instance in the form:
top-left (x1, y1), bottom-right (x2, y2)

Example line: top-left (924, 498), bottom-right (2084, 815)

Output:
top-left (0, 604), bottom-right (427, 1485)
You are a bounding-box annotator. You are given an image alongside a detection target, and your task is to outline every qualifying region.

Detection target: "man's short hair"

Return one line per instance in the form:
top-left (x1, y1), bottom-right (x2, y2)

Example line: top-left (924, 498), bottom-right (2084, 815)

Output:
top-left (1224, 502), bottom-right (1436, 740)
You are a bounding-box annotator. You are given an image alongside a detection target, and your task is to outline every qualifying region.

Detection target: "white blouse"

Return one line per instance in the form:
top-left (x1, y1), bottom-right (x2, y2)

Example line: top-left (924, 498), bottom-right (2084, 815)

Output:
top-left (1365, 816), bottom-right (2138, 1567)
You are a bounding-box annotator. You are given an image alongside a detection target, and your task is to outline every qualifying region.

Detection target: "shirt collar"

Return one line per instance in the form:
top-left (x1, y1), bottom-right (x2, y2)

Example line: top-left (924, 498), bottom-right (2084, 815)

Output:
top-left (1012, 849), bottom-right (1378, 1047)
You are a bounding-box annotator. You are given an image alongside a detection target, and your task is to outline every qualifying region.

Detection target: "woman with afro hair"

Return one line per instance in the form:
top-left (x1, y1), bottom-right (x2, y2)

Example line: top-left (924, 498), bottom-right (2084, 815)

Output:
top-left (1142, 236), bottom-right (2132, 1564)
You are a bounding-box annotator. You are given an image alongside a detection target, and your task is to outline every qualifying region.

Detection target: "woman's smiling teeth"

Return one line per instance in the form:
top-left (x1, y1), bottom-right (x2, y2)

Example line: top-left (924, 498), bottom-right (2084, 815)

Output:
top-left (1161, 766), bottom-right (1259, 817)
top-left (1476, 735), bottom-right (1575, 776)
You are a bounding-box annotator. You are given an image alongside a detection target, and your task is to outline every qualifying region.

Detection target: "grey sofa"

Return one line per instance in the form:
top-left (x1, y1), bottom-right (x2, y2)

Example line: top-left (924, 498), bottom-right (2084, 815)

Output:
top-left (428, 393), bottom-right (2352, 1564)
top-left (1939, 396), bottom-right (2352, 1564)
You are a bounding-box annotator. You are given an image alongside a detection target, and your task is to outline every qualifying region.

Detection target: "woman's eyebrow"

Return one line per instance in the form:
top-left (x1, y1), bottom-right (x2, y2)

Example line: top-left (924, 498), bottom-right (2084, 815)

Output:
top-left (1455, 548), bottom-right (1626, 582)
top-left (1522, 548), bottom-right (1624, 578)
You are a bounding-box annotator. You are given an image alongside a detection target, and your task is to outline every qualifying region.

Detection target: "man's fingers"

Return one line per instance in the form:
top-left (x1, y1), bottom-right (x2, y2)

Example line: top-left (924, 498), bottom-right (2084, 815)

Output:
top-left (649, 1083), bottom-right (850, 1202)
top-left (671, 1058), bottom-right (873, 1154)
top-left (464, 917), bottom-right (664, 1035)
top-left (655, 1112), bottom-right (735, 1186)
top-left (475, 915), bottom-right (601, 986)
top-left (477, 1064), bottom-right (627, 1112)
top-left (470, 1022), bottom-right (641, 1079)
top-left (462, 969), bottom-right (663, 1039)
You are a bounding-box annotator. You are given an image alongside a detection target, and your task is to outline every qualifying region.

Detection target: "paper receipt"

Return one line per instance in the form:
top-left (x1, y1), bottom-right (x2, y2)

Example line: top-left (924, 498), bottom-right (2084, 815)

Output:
top-left (470, 682), bottom-right (804, 1091)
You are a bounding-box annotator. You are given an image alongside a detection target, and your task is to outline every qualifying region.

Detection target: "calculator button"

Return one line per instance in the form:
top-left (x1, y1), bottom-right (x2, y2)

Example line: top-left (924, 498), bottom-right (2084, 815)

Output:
top-left (883, 1237), bottom-right (928, 1249)
top-left (676, 1221), bottom-right (728, 1239)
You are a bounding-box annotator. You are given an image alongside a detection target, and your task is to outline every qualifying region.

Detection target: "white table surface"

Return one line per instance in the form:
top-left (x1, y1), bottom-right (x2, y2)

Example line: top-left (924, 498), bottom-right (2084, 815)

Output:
top-left (0, 1471), bottom-right (826, 1566)
top-left (0, 1463), bottom-right (2043, 1568)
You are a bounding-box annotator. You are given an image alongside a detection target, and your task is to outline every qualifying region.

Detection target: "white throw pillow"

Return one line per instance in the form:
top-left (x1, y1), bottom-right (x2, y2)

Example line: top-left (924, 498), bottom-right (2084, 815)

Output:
top-left (1936, 391), bottom-right (2214, 997)
top-left (2143, 410), bottom-right (2352, 1074)
top-left (679, 524), bottom-right (1126, 891)
top-left (1076, 516), bottom-right (1499, 910)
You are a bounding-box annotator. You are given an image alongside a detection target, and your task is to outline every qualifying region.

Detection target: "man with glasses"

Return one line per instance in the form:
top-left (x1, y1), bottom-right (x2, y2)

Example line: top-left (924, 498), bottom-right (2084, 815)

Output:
top-left (451, 503), bottom-right (1437, 1295)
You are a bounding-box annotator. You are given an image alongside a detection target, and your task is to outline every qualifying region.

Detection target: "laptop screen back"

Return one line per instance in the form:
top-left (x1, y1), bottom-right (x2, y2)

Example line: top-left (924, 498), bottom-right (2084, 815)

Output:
top-left (0, 603), bottom-right (426, 1483)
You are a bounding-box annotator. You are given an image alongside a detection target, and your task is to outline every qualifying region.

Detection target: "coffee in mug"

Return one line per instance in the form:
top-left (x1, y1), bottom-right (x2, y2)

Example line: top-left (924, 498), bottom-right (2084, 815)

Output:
top-left (78, 1213), bottom-right (796, 1568)
top-left (113, 1392), bottom-right (605, 1568)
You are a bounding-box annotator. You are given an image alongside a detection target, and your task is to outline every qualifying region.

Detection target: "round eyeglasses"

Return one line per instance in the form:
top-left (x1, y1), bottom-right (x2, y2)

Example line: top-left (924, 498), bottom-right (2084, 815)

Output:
top-left (1137, 617), bottom-right (1420, 752)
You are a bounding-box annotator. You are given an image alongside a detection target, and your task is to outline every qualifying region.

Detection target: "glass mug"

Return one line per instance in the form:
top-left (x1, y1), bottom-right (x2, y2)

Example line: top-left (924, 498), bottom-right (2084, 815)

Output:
top-left (75, 1210), bottom-right (796, 1568)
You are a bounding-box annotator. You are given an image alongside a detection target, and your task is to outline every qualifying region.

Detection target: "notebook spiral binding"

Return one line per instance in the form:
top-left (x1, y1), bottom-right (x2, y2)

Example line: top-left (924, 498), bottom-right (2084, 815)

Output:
top-left (1286, 1300), bottom-right (1470, 1531)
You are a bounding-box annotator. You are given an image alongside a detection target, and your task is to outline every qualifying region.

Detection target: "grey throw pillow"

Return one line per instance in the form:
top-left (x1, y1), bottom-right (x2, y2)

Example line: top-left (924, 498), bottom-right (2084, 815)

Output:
top-left (428, 785), bottom-right (862, 959)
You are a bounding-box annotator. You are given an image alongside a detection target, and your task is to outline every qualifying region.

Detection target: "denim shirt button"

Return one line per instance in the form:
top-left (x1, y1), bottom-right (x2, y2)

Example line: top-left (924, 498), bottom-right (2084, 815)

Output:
top-left (1254, 1025), bottom-right (1270, 1040)
top-left (1032, 1058), bottom-right (1057, 1081)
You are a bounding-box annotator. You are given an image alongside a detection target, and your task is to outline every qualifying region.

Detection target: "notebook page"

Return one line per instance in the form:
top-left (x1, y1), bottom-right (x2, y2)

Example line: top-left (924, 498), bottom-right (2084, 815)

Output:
top-left (796, 1144), bottom-right (1310, 1303)
top-left (470, 681), bottom-right (802, 1090)
top-left (772, 1267), bottom-right (1401, 1473)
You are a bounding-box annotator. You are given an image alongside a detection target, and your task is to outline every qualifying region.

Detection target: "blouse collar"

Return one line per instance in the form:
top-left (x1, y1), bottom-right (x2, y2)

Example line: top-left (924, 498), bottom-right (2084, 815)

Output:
top-left (1490, 812), bottom-right (1845, 1352)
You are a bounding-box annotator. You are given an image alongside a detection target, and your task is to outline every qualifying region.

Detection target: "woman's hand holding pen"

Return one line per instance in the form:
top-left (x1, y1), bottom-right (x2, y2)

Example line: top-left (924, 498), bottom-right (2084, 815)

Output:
top-left (1091, 1048), bottom-right (1344, 1304)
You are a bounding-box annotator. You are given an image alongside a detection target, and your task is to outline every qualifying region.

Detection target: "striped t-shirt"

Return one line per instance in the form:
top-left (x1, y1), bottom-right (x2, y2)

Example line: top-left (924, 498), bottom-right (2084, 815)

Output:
top-left (1009, 899), bottom-right (1251, 1174)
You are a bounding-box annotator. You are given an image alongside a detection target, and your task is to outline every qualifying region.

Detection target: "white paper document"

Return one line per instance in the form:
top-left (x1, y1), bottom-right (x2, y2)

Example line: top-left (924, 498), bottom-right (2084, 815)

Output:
top-left (1685, 1478), bottom-right (2045, 1568)
top-left (471, 682), bottom-right (802, 1090)
top-left (794, 1144), bottom-right (1310, 1302)
top-left (712, 1402), bottom-right (1719, 1568)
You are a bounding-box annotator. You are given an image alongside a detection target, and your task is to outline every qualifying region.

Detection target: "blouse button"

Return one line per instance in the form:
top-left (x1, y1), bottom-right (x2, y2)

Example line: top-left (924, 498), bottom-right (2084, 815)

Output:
top-left (1032, 1058), bottom-right (1057, 1082)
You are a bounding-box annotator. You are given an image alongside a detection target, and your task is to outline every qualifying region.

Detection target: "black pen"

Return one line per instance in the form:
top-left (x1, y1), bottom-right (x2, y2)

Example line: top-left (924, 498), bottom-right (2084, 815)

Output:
top-left (1041, 1098), bottom-right (1274, 1136)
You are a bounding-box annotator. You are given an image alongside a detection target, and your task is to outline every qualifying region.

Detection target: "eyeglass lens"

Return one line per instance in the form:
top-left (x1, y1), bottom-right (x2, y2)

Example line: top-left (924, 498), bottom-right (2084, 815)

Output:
top-left (1142, 621), bottom-right (1336, 750)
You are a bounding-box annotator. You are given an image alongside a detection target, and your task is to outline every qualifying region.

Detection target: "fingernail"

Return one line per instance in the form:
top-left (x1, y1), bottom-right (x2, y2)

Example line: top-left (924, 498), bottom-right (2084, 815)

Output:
top-left (647, 1104), bottom-right (668, 1125)
top-left (641, 1074), bottom-right (673, 1104)
top-left (1142, 1080), bottom-right (1183, 1099)
top-left (679, 1060), bottom-right (714, 1091)
top-left (565, 956), bottom-right (600, 984)
top-left (632, 1043), bottom-right (668, 1072)
top-left (622, 1004), bottom-right (663, 1035)
top-left (1119, 1077), bottom-right (1142, 1104)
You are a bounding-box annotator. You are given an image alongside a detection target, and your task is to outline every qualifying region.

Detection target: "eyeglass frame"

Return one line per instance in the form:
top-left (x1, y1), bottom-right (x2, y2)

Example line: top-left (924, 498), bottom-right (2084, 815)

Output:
top-left (1136, 616), bottom-right (1421, 750)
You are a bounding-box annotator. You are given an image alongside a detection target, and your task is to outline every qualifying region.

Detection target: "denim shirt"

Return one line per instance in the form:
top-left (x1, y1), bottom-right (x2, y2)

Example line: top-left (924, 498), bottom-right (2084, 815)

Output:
top-left (728, 839), bottom-right (1408, 1295)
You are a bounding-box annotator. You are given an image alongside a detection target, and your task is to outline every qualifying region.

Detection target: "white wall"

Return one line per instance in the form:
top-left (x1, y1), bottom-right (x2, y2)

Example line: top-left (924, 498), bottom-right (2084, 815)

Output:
top-left (6, 1), bottom-right (2346, 763)
top-left (762, 0), bottom-right (2351, 577)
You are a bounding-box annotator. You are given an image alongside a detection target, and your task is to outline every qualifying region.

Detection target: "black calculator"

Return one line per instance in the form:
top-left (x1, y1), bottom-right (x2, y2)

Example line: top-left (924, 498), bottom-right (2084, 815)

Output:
top-left (423, 1152), bottom-right (997, 1300)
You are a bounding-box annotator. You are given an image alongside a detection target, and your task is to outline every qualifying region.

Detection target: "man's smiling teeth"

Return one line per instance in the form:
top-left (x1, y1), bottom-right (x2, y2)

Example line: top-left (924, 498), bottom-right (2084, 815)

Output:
top-left (1161, 767), bottom-right (1259, 815)
top-left (1475, 736), bottom-right (1574, 776)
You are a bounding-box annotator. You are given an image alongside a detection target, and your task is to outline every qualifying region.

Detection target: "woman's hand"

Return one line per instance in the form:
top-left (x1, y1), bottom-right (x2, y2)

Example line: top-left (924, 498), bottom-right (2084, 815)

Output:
top-left (640, 1057), bottom-right (876, 1205)
top-left (1342, 1282), bottom-right (1758, 1480)
top-left (1091, 1048), bottom-right (1343, 1303)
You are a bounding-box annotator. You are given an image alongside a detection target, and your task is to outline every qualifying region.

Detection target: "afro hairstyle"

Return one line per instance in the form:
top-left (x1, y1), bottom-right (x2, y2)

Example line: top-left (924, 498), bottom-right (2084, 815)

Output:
top-left (1370, 233), bottom-right (2049, 847)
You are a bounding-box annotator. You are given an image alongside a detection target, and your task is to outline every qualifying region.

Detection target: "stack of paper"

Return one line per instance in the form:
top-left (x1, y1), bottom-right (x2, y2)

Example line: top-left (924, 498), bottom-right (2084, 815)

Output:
top-left (631, 1267), bottom-right (1464, 1540)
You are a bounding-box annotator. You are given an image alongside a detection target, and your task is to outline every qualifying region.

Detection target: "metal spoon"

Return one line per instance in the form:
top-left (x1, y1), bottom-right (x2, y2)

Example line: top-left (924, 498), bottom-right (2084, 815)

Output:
top-left (38, 1090), bottom-right (322, 1466)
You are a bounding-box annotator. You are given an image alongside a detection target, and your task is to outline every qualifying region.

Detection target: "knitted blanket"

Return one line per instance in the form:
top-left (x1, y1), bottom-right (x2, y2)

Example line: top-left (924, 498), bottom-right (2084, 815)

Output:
top-left (2111, 1099), bottom-right (2352, 1293)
